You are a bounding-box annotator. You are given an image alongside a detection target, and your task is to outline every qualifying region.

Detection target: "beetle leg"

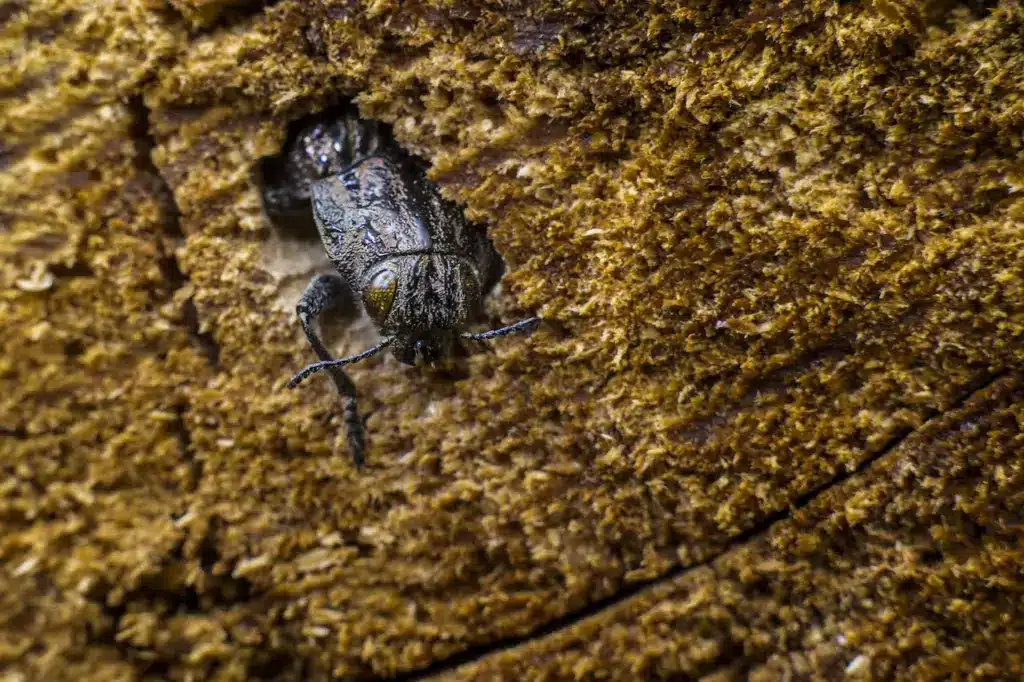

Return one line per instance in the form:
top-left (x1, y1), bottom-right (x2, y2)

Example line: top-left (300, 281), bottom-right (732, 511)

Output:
top-left (296, 274), bottom-right (366, 468)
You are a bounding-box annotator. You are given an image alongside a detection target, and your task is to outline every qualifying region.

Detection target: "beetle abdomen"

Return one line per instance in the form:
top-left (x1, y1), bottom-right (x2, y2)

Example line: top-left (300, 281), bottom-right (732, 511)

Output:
top-left (263, 109), bottom-right (505, 298)
top-left (259, 111), bottom-right (387, 219)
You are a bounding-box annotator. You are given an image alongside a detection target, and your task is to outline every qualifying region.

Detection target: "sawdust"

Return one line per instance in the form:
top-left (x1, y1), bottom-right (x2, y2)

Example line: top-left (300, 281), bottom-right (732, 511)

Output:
top-left (2, 0), bottom-right (1023, 680)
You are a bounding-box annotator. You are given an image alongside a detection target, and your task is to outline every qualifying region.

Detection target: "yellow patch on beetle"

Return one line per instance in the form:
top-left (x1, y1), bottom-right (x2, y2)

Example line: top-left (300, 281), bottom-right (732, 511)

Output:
top-left (364, 268), bottom-right (398, 321)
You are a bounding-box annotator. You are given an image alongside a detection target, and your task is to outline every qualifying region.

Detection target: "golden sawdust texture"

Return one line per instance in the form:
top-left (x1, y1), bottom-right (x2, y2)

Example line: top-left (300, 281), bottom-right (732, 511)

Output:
top-left (0, 105), bottom-right (213, 679)
top-left (436, 375), bottom-right (1024, 681)
top-left (0, 0), bottom-right (183, 146)
top-left (2, 0), bottom-right (1024, 679)
top-left (164, 0), bottom-right (265, 29)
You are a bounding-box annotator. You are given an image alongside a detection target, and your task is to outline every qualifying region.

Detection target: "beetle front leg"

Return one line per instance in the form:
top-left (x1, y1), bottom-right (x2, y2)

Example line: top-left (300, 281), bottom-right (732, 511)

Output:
top-left (296, 274), bottom-right (366, 467)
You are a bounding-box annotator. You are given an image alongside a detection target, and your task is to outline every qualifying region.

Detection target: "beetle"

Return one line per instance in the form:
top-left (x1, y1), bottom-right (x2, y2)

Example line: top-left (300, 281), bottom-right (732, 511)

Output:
top-left (260, 110), bottom-right (540, 467)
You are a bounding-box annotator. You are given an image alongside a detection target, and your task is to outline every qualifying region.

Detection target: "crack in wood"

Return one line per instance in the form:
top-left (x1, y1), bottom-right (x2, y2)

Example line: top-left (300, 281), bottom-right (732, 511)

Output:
top-left (382, 371), bottom-right (1007, 682)
top-left (129, 96), bottom-right (221, 369)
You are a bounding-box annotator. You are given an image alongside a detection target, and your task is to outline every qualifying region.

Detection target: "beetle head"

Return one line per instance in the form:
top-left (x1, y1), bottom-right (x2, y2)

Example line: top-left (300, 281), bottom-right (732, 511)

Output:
top-left (361, 254), bottom-right (482, 366)
top-left (389, 333), bottom-right (454, 367)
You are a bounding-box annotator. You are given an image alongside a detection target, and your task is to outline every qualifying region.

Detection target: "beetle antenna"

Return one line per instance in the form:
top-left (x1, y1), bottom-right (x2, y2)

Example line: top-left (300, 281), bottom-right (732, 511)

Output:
top-left (461, 316), bottom-right (541, 342)
top-left (288, 337), bottom-right (393, 388)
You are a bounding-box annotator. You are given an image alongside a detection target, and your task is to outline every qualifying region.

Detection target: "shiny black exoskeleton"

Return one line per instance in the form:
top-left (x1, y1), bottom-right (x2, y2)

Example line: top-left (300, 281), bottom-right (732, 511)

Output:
top-left (260, 110), bottom-right (539, 467)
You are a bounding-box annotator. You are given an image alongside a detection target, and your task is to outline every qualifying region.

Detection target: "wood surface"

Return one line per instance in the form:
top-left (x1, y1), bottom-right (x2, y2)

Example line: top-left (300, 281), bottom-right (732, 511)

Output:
top-left (2, 1), bottom-right (1022, 680)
